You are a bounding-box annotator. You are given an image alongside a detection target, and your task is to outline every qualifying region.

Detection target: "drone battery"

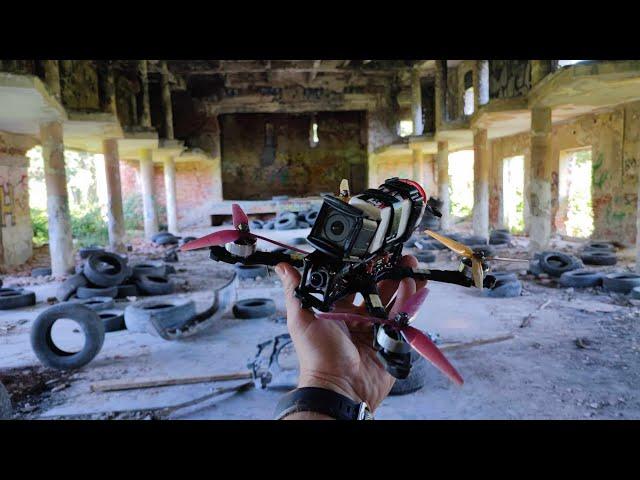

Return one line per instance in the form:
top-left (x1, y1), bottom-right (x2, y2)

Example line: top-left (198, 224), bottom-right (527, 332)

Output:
top-left (349, 190), bottom-right (408, 254)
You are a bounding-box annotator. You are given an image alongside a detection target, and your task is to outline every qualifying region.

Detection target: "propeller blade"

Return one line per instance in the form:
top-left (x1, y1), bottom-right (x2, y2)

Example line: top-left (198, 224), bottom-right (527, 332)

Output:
top-left (472, 258), bottom-right (484, 290)
top-left (401, 326), bottom-right (464, 386)
top-left (231, 203), bottom-right (249, 229)
top-left (317, 312), bottom-right (392, 326)
top-left (396, 288), bottom-right (429, 321)
top-left (180, 230), bottom-right (242, 251)
top-left (489, 257), bottom-right (530, 263)
top-left (423, 230), bottom-right (474, 258)
top-left (251, 233), bottom-right (311, 255)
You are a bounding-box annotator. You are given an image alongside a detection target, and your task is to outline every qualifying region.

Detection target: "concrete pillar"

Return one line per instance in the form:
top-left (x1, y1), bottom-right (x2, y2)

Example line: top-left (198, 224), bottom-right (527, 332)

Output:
top-left (103, 139), bottom-right (126, 252)
top-left (411, 69), bottom-right (424, 136)
top-left (40, 121), bottom-right (74, 276)
top-left (412, 147), bottom-right (424, 186)
top-left (472, 128), bottom-right (490, 239)
top-left (529, 107), bottom-right (553, 253)
top-left (163, 156), bottom-right (178, 234)
top-left (160, 61), bottom-right (174, 140)
top-left (436, 141), bottom-right (450, 230)
top-left (42, 60), bottom-right (61, 101)
top-left (477, 60), bottom-right (489, 107)
top-left (138, 60), bottom-right (151, 128)
top-left (139, 149), bottom-right (159, 240)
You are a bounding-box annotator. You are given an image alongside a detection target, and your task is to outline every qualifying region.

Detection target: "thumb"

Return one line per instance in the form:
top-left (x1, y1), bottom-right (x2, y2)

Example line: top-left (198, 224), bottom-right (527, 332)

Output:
top-left (275, 262), bottom-right (313, 330)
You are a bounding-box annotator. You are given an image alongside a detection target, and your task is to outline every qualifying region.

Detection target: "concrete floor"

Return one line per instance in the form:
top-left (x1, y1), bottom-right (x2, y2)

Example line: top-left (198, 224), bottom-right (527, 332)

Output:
top-left (1, 227), bottom-right (640, 420)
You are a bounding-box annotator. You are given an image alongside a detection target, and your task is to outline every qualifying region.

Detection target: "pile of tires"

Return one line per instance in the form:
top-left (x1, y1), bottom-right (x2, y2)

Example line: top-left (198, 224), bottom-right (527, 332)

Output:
top-left (124, 298), bottom-right (197, 335)
top-left (251, 207), bottom-right (321, 231)
top-left (57, 252), bottom-right (177, 304)
top-left (579, 241), bottom-right (617, 266)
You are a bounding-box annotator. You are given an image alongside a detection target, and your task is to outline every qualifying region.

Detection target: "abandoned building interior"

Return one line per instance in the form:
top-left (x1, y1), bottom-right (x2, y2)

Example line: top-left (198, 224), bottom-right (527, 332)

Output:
top-left (1, 59), bottom-right (640, 420)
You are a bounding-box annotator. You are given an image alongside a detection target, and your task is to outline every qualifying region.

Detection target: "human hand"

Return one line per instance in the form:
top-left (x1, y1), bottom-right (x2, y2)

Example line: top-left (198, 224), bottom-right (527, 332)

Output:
top-left (275, 254), bottom-right (427, 417)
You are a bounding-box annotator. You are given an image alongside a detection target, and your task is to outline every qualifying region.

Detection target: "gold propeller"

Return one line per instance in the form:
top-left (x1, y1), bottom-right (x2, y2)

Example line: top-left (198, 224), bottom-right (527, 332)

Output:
top-left (423, 230), bottom-right (528, 291)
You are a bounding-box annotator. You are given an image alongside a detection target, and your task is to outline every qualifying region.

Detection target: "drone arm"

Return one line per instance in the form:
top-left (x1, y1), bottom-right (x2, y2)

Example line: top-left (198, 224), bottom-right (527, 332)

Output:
top-left (209, 245), bottom-right (304, 268)
top-left (375, 266), bottom-right (475, 288)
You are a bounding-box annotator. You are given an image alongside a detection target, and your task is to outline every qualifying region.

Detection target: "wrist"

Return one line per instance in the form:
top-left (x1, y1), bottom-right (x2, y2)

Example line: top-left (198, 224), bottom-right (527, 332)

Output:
top-left (297, 371), bottom-right (362, 404)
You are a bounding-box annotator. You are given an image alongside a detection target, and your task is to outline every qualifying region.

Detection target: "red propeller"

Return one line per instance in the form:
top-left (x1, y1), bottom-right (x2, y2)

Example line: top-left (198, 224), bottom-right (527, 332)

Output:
top-left (181, 203), bottom-right (311, 254)
top-left (317, 288), bottom-right (464, 386)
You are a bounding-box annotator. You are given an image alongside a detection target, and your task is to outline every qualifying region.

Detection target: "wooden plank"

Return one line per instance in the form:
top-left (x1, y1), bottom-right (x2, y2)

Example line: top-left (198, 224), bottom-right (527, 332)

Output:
top-left (439, 334), bottom-right (515, 352)
top-left (91, 371), bottom-right (253, 393)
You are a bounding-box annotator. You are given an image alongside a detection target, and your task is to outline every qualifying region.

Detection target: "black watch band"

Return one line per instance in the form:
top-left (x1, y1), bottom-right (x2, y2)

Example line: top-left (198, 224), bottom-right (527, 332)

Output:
top-left (274, 387), bottom-right (374, 420)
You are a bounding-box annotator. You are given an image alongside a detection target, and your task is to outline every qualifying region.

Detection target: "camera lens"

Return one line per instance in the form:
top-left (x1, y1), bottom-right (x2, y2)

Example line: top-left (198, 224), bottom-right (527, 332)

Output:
top-left (330, 221), bottom-right (345, 236)
top-left (324, 213), bottom-right (351, 243)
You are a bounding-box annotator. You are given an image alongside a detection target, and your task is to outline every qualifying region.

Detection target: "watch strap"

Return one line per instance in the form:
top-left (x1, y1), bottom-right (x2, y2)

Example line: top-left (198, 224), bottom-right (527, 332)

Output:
top-left (274, 387), bottom-right (373, 420)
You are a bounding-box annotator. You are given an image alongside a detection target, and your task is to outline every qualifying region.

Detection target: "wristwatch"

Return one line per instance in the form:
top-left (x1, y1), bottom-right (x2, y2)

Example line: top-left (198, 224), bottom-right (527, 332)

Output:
top-left (274, 387), bottom-right (374, 420)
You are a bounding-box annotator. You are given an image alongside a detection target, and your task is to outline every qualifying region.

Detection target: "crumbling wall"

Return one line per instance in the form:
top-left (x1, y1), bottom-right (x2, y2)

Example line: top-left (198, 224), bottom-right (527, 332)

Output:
top-left (120, 159), bottom-right (222, 230)
top-left (490, 133), bottom-right (531, 232)
top-left (220, 111), bottom-right (367, 199)
top-left (489, 101), bottom-right (640, 244)
top-left (0, 132), bottom-right (34, 266)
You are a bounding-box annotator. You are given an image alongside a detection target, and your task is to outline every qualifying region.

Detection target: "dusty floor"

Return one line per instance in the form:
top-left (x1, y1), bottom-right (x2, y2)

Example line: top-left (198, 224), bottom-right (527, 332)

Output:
top-left (1, 226), bottom-right (640, 420)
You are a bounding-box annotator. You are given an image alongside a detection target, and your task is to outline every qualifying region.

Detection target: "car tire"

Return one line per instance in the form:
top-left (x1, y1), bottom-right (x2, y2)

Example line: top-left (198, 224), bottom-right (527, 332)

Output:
top-left (84, 252), bottom-right (127, 287)
top-left (116, 283), bottom-right (138, 298)
top-left (76, 285), bottom-right (118, 299)
top-left (389, 351), bottom-right (427, 396)
top-left (0, 381), bottom-right (11, 419)
top-left (56, 273), bottom-right (89, 301)
top-left (70, 296), bottom-right (115, 311)
top-left (603, 272), bottom-right (640, 294)
top-left (0, 288), bottom-right (36, 310)
top-left (234, 265), bottom-right (269, 280)
top-left (490, 271), bottom-right (519, 283)
top-left (179, 236), bottom-right (197, 246)
top-left (297, 221), bottom-right (310, 229)
top-left (232, 298), bottom-right (276, 319)
top-left (124, 299), bottom-right (196, 334)
top-left (79, 246), bottom-right (104, 259)
top-left (263, 220), bottom-right (275, 230)
top-left (99, 310), bottom-right (126, 332)
top-left (154, 233), bottom-right (179, 246)
top-left (461, 235), bottom-right (488, 246)
top-left (482, 279), bottom-right (522, 298)
top-left (580, 251), bottom-right (617, 266)
top-left (539, 252), bottom-right (581, 277)
top-left (304, 210), bottom-right (319, 225)
top-left (630, 286), bottom-right (640, 300)
top-left (135, 275), bottom-right (175, 296)
top-left (559, 269), bottom-right (604, 288)
top-left (30, 303), bottom-right (105, 371)
top-left (249, 220), bottom-right (264, 230)
top-left (583, 241), bottom-right (615, 253)
top-left (132, 262), bottom-right (166, 280)
top-left (274, 213), bottom-right (297, 230)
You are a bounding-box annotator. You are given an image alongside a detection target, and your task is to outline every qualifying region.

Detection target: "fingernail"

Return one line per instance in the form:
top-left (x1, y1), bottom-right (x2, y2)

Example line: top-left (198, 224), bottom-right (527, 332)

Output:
top-left (275, 264), bottom-right (285, 277)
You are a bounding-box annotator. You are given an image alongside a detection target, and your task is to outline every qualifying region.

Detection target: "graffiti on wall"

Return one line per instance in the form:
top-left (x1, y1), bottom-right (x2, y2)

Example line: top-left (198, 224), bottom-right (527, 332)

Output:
top-left (489, 60), bottom-right (531, 99)
top-left (0, 183), bottom-right (16, 227)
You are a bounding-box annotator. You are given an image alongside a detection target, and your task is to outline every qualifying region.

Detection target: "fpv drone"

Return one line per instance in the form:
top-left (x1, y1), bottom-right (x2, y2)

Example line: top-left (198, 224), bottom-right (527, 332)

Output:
top-left (182, 178), bottom-right (523, 385)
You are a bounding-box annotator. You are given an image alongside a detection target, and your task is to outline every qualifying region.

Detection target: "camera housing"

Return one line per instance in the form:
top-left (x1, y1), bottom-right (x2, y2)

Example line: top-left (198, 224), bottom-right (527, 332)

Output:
top-left (307, 195), bottom-right (378, 259)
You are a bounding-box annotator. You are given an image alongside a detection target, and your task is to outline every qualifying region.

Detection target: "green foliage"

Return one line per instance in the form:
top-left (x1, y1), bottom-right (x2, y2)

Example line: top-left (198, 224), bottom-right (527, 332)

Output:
top-left (124, 193), bottom-right (144, 231)
top-left (70, 206), bottom-right (109, 247)
top-left (123, 193), bottom-right (166, 232)
top-left (31, 208), bottom-right (49, 247)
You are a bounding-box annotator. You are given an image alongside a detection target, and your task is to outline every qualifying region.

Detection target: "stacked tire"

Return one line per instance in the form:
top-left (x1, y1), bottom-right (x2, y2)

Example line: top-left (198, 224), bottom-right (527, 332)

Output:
top-left (490, 229), bottom-right (512, 245)
top-left (579, 241), bottom-right (617, 266)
